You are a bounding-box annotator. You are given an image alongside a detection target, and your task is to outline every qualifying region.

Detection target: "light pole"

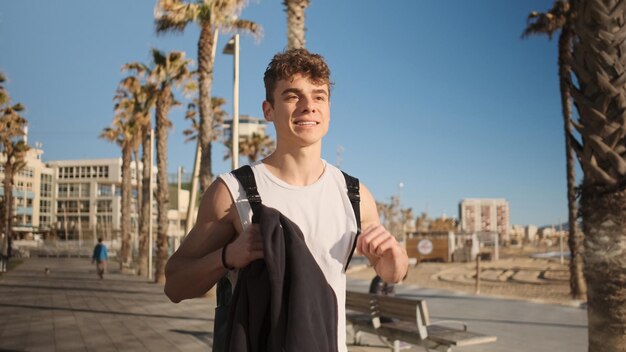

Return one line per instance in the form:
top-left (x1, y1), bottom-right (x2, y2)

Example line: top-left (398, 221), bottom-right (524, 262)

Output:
top-left (148, 129), bottom-right (154, 281)
top-left (223, 34), bottom-right (240, 170)
top-left (62, 203), bottom-right (68, 241)
top-left (77, 201), bottom-right (82, 247)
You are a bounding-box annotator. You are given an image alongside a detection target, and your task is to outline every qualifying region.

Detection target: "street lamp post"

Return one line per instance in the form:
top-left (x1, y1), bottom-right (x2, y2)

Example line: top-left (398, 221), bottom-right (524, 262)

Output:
top-left (148, 129), bottom-right (155, 281)
top-left (77, 202), bottom-right (82, 248)
top-left (62, 203), bottom-right (68, 241)
top-left (223, 34), bottom-right (240, 170)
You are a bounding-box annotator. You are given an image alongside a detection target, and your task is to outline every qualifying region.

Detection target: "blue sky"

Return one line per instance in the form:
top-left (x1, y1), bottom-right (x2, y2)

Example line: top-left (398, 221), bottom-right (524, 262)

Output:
top-left (0, 0), bottom-right (565, 226)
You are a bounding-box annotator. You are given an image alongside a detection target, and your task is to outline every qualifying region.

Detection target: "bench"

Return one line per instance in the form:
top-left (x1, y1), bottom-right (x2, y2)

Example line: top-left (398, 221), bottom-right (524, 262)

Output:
top-left (346, 291), bottom-right (497, 352)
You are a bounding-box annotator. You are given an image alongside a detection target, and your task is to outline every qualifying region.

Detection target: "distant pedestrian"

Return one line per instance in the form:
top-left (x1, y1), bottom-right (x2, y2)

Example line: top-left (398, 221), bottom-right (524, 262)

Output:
top-left (369, 275), bottom-right (397, 323)
top-left (92, 238), bottom-right (108, 279)
top-left (0, 233), bottom-right (8, 273)
top-left (369, 274), bottom-right (396, 297)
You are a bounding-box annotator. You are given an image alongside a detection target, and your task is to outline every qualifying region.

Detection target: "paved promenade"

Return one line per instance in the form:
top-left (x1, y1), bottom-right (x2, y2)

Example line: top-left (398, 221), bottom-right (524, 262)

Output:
top-left (0, 257), bottom-right (588, 351)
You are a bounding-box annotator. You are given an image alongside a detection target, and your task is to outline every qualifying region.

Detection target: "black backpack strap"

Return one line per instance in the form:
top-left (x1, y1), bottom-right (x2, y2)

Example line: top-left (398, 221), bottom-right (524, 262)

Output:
top-left (342, 171), bottom-right (361, 272)
top-left (231, 165), bottom-right (262, 224)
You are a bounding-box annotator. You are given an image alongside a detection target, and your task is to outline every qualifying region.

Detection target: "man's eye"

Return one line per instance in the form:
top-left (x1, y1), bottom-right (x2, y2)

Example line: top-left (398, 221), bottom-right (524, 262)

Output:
top-left (315, 96), bottom-right (326, 101)
top-left (286, 95), bottom-right (298, 100)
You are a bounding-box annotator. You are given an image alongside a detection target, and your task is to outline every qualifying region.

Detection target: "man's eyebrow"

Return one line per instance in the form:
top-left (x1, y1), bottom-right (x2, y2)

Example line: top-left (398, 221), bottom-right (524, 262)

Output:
top-left (280, 88), bottom-right (328, 96)
top-left (280, 88), bottom-right (303, 96)
top-left (312, 88), bottom-right (329, 96)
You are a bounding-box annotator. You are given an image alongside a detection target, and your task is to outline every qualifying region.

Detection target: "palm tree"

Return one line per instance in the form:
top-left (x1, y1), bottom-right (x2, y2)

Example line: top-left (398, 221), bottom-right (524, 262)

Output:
top-left (148, 49), bottom-right (193, 284)
top-left (522, 1), bottom-right (586, 300)
top-left (569, 1), bottom-right (626, 349)
top-left (115, 72), bottom-right (157, 276)
top-left (284, 0), bottom-right (310, 49)
top-left (183, 96), bottom-right (227, 143)
top-left (182, 95), bottom-right (226, 238)
top-left (0, 78), bottom-right (29, 243)
top-left (154, 0), bottom-right (261, 193)
top-left (101, 110), bottom-right (139, 270)
top-left (223, 132), bottom-right (275, 163)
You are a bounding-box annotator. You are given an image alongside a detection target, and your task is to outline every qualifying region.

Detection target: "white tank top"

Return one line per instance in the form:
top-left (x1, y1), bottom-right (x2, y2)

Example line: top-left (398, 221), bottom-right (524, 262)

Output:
top-left (219, 160), bottom-right (358, 352)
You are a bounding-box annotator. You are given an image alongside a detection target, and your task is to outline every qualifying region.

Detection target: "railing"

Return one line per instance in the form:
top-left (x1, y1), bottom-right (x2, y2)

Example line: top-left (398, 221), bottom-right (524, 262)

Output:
top-left (13, 239), bottom-right (118, 259)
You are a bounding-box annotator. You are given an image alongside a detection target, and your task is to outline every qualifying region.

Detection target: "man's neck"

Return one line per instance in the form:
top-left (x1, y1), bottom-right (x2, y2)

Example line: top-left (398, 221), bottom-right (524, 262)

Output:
top-left (262, 146), bottom-right (325, 186)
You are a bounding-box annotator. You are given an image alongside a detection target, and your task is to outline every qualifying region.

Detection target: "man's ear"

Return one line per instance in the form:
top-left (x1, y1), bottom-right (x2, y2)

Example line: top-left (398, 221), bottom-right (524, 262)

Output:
top-left (262, 101), bottom-right (273, 121)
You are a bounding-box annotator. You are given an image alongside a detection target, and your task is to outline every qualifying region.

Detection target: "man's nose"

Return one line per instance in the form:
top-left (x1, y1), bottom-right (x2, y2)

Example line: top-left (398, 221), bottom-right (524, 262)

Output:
top-left (299, 95), bottom-right (316, 113)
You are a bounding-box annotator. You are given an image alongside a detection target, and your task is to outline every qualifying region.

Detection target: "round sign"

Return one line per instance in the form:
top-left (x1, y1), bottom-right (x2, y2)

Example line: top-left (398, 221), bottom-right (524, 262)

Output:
top-left (417, 239), bottom-right (433, 255)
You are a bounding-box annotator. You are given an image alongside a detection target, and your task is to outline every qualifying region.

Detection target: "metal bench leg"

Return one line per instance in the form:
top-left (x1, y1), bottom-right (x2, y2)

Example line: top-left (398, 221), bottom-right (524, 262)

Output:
top-left (354, 331), bottom-right (363, 345)
top-left (393, 340), bottom-right (400, 352)
top-left (424, 344), bottom-right (452, 352)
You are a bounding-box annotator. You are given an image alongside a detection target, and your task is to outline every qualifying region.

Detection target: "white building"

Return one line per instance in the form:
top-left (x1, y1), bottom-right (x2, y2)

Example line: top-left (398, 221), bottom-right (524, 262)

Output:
top-left (525, 225), bottom-right (538, 243)
top-left (45, 158), bottom-right (190, 247)
top-left (46, 158), bottom-right (131, 243)
top-left (0, 147), bottom-right (53, 237)
top-left (510, 224), bottom-right (525, 244)
top-left (222, 114), bottom-right (269, 140)
top-left (459, 198), bottom-right (510, 242)
top-left (1, 146), bottom-right (190, 252)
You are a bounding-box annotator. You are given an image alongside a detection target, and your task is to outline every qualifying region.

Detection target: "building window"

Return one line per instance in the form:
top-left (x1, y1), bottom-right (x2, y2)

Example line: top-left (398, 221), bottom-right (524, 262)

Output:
top-left (96, 215), bottom-right (113, 228)
top-left (40, 215), bottom-right (51, 226)
top-left (41, 174), bottom-right (53, 196)
top-left (58, 184), bottom-right (68, 197)
top-left (98, 166), bottom-right (109, 178)
top-left (80, 183), bottom-right (90, 197)
top-left (98, 184), bottom-right (113, 197)
top-left (18, 168), bottom-right (33, 178)
top-left (80, 166), bottom-right (90, 179)
top-left (97, 200), bottom-right (113, 213)
top-left (71, 184), bottom-right (80, 197)
top-left (40, 200), bottom-right (51, 214)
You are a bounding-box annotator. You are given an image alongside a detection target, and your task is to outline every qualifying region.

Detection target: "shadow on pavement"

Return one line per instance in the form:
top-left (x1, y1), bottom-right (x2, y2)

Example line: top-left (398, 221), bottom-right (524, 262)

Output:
top-left (171, 329), bottom-right (213, 346)
top-left (0, 283), bottom-right (164, 296)
top-left (0, 302), bottom-right (213, 322)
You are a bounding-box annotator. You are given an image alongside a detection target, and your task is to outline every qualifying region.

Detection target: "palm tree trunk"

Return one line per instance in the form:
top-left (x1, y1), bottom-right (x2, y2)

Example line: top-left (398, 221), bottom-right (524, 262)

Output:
top-left (155, 87), bottom-right (171, 284)
top-left (570, 1), bottom-right (626, 349)
top-left (558, 25), bottom-right (586, 300)
top-left (120, 146), bottom-right (132, 270)
top-left (138, 129), bottom-right (151, 277)
top-left (3, 161), bottom-right (13, 241)
top-left (133, 147), bottom-right (143, 275)
top-left (580, 187), bottom-right (626, 351)
top-left (284, 0), bottom-right (309, 49)
top-left (198, 24), bottom-right (217, 192)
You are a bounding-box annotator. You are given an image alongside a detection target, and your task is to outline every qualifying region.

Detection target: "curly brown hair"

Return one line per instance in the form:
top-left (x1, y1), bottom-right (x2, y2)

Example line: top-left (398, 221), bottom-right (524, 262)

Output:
top-left (263, 48), bottom-right (332, 105)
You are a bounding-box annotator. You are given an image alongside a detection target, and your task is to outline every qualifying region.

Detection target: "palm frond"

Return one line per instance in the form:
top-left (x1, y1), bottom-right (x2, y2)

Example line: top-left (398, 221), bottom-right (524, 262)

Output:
top-left (122, 62), bottom-right (150, 77)
top-left (154, 0), bottom-right (200, 34)
top-left (222, 19), bottom-right (263, 41)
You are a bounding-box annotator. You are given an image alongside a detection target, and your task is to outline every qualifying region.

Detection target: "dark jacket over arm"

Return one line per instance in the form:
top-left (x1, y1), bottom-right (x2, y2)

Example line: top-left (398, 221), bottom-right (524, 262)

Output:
top-left (225, 205), bottom-right (339, 352)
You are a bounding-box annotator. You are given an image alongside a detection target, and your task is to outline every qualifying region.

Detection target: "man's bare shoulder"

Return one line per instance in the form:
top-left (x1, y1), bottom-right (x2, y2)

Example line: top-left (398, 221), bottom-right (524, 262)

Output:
top-left (197, 178), bottom-right (237, 225)
top-left (359, 183), bottom-right (380, 228)
top-left (173, 178), bottom-right (238, 258)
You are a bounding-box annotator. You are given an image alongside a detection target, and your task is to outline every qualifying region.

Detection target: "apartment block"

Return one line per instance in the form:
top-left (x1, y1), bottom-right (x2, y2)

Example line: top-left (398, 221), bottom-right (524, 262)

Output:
top-left (459, 198), bottom-right (510, 241)
top-left (0, 148), bottom-right (52, 236)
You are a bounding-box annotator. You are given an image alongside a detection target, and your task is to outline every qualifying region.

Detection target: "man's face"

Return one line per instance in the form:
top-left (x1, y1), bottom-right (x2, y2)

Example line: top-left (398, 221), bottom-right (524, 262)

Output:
top-left (263, 74), bottom-right (330, 149)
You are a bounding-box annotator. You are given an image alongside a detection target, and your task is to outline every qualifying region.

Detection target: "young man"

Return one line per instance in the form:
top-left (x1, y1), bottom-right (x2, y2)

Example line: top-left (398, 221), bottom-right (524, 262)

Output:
top-left (164, 49), bottom-right (408, 351)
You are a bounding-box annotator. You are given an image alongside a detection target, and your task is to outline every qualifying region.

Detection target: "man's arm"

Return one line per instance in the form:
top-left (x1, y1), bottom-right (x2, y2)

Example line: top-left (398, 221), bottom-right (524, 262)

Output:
top-left (164, 179), bottom-right (263, 303)
top-left (357, 184), bottom-right (409, 283)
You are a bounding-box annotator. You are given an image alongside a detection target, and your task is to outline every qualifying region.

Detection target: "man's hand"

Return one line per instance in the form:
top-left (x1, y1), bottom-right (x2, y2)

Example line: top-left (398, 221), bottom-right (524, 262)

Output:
top-left (356, 224), bottom-right (408, 283)
top-left (222, 224), bottom-right (264, 269)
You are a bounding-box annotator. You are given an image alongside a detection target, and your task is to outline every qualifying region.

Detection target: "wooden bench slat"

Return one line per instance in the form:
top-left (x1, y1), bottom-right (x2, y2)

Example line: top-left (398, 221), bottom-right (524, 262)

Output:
top-left (427, 325), bottom-right (498, 346)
